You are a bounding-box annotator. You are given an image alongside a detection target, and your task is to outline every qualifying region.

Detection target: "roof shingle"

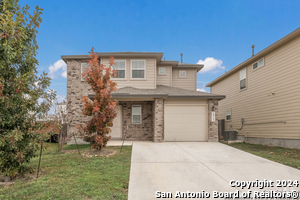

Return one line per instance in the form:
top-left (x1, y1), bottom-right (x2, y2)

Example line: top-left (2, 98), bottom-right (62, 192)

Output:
top-left (110, 85), bottom-right (225, 99)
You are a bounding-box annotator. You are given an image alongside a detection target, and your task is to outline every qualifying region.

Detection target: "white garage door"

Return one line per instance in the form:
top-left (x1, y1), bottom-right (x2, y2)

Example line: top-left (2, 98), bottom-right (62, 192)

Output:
top-left (164, 105), bottom-right (207, 142)
top-left (110, 105), bottom-right (122, 140)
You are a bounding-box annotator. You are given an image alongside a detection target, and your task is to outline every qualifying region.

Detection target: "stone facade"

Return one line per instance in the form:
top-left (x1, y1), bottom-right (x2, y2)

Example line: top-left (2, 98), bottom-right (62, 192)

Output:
top-left (153, 99), bottom-right (164, 142)
top-left (66, 60), bottom-right (92, 144)
top-left (208, 99), bottom-right (219, 142)
top-left (119, 101), bottom-right (153, 141)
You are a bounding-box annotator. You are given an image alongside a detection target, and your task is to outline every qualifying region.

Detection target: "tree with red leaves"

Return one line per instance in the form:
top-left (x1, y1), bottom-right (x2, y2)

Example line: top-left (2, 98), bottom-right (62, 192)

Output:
top-left (77, 48), bottom-right (118, 150)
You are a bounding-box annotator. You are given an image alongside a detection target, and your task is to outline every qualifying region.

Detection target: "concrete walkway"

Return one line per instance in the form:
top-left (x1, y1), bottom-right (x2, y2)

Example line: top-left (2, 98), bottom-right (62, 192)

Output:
top-left (128, 142), bottom-right (300, 199)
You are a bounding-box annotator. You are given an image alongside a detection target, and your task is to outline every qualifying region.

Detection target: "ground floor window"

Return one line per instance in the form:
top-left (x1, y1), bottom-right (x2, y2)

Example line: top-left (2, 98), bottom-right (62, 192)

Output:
top-left (132, 105), bottom-right (142, 124)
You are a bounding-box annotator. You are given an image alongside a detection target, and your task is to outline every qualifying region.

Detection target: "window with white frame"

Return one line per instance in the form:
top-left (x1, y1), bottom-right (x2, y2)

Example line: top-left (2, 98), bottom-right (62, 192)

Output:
top-left (132, 105), bottom-right (142, 124)
top-left (252, 58), bottom-right (264, 70)
top-left (158, 67), bottom-right (165, 75)
top-left (81, 63), bottom-right (88, 81)
top-left (226, 110), bottom-right (231, 121)
top-left (112, 60), bottom-right (126, 78)
top-left (131, 60), bottom-right (145, 79)
top-left (179, 70), bottom-right (186, 77)
top-left (239, 68), bottom-right (246, 90)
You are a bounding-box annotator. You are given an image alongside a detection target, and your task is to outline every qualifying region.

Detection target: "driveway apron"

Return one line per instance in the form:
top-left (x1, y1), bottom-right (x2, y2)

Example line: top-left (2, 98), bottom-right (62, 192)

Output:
top-left (128, 142), bottom-right (300, 199)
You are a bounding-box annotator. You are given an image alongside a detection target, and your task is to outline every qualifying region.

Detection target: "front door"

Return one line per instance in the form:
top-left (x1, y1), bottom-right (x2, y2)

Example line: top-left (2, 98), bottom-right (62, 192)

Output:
top-left (110, 105), bottom-right (122, 140)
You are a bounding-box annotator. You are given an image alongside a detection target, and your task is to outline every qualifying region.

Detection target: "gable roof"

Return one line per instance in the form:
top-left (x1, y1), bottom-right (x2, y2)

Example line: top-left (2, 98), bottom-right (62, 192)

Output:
top-left (88, 85), bottom-right (225, 99)
top-left (206, 27), bottom-right (300, 87)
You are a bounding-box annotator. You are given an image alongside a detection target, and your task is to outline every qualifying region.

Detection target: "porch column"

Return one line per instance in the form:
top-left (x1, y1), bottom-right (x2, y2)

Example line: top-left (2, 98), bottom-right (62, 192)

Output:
top-left (208, 99), bottom-right (219, 142)
top-left (153, 98), bottom-right (164, 142)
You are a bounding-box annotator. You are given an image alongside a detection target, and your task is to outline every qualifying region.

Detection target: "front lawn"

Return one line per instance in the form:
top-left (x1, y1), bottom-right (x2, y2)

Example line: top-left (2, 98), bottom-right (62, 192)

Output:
top-left (0, 143), bottom-right (132, 200)
top-left (226, 142), bottom-right (300, 170)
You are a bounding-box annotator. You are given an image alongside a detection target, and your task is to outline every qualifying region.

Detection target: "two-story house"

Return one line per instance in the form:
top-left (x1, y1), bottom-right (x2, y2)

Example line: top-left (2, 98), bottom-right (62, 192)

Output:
top-left (206, 27), bottom-right (300, 149)
top-left (62, 52), bottom-right (225, 144)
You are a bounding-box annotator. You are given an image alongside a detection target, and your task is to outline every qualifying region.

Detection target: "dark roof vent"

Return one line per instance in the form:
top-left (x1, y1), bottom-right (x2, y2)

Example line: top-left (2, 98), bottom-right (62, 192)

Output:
top-left (252, 45), bottom-right (255, 57)
top-left (180, 53), bottom-right (183, 63)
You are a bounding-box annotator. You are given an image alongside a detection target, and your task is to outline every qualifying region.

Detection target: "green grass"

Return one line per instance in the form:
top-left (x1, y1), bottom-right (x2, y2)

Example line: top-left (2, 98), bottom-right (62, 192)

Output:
top-left (226, 142), bottom-right (300, 170)
top-left (0, 143), bottom-right (132, 200)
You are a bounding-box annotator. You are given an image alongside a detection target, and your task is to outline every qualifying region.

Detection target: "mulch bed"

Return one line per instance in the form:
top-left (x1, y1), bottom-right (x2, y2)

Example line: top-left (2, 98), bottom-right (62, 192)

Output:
top-left (62, 149), bottom-right (116, 157)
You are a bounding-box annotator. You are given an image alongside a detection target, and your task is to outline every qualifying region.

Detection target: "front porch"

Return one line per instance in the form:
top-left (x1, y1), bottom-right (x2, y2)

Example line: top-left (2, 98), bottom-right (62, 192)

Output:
top-left (112, 99), bottom-right (164, 142)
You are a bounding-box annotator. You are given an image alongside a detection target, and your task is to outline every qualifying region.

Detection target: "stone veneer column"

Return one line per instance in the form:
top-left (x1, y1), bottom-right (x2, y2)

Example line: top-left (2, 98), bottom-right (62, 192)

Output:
top-left (66, 60), bottom-right (92, 144)
top-left (208, 99), bottom-right (219, 142)
top-left (153, 98), bottom-right (164, 142)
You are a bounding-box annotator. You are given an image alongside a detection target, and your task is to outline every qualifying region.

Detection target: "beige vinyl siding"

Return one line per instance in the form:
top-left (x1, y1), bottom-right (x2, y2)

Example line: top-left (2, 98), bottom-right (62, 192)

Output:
top-left (101, 57), bottom-right (156, 89)
top-left (156, 65), bottom-right (172, 86)
top-left (172, 68), bottom-right (197, 90)
top-left (211, 35), bottom-right (300, 140)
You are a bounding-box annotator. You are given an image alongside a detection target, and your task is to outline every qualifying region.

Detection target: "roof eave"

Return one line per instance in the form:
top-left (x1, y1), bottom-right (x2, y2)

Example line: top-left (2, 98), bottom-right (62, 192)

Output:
top-left (88, 94), bottom-right (225, 100)
top-left (62, 52), bottom-right (164, 63)
top-left (112, 94), bottom-right (168, 98)
top-left (168, 95), bottom-right (226, 100)
top-left (158, 60), bottom-right (179, 67)
top-left (88, 94), bottom-right (169, 99)
top-left (176, 63), bottom-right (204, 72)
top-left (97, 52), bottom-right (164, 61)
top-left (61, 55), bottom-right (90, 63)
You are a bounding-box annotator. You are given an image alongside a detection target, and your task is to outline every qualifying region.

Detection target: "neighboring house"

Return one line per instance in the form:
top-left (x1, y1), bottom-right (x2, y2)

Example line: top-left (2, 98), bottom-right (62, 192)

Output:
top-left (36, 114), bottom-right (57, 123)
top-left (62, 52), bottom-right (225, 144)
top-left (206, 28), bottom-right (300, 149)
top-left (36, 102), bottom-right (67, 124)
top-left (56, 102), bottom-right (67, 124)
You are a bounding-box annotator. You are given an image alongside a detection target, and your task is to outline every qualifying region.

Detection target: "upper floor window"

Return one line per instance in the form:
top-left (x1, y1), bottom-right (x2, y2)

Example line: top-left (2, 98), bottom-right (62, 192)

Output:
top-left (226, 109), bottom-right (231, 121)
top-left (112, 60), bottom-right (126, 79)
top-left (239, 68), bottom-right (246, 90)
top-left (253, 58), bottom-right (264, 70)
top-left (131, 60), bottom-right (145, 79)
top-left (158, 67), bottom-right (165, 75)
top-left (81, 63), bottom-right (88, 81)
top-left (179, 70), bottom-right (186, 77)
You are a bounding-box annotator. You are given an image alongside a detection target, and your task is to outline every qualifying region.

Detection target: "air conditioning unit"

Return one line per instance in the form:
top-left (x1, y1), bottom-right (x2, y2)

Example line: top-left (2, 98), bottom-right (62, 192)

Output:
top-left (223, 131), bottom-right (237, 141)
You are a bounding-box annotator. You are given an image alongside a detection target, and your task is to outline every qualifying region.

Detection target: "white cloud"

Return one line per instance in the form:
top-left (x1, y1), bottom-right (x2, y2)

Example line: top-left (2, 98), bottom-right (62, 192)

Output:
top-left (197, 57), bottom-right (225, 74)
top-left (56, 94), bottom-right (66, 103)
top-left (61, 71), bottom-right (67, 78)
top-left (197, 88), bottom-right (206, 92)
top-left (48, 59), bottom-right (67, 79)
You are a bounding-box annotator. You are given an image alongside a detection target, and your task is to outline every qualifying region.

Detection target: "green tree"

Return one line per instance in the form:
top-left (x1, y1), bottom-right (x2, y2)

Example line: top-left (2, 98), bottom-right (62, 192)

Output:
top-left (77, 48), bottom-right (117, 150)
top-left (0, 0), bottom-right (56, 177)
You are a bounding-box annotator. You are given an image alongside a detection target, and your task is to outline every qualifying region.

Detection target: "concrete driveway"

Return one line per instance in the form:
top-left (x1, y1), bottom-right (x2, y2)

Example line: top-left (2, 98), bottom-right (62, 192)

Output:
top-left (128, 142), bottom-right (300, 200)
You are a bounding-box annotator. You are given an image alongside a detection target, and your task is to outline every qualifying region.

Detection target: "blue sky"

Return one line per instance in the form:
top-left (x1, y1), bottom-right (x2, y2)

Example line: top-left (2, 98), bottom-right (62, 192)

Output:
top-left (19, 0), bottom-right (300, 102)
